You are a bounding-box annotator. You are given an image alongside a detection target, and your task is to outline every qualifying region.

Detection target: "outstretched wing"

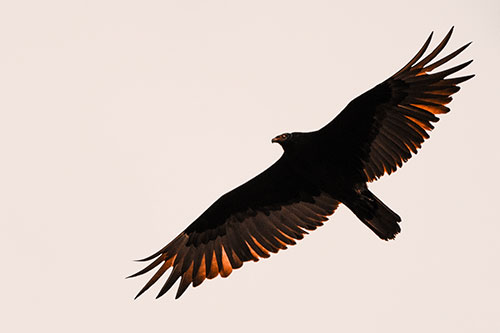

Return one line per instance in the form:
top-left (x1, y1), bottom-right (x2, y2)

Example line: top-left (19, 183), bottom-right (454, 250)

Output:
top-left (129, 157), bottom-right (339, 299)
top-left (318, 27), bottom-right (473, 182)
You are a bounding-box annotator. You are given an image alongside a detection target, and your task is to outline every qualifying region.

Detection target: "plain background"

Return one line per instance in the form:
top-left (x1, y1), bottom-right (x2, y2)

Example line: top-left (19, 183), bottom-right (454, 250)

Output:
top-left (1, 1), bottom-right (499, 332)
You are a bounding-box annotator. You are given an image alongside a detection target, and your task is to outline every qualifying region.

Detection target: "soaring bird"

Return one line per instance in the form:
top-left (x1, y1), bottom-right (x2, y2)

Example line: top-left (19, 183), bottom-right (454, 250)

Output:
top-left (129, 28), bottom-right (473, 299)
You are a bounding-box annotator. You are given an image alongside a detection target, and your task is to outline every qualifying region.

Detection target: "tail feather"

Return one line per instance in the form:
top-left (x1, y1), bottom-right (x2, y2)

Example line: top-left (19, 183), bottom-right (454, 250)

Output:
top-left (346, 189), bottom-right (401, 240)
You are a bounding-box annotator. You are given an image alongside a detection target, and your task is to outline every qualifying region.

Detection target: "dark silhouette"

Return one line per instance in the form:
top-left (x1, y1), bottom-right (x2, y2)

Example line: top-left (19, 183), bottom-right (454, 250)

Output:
top-left (129, 28), bottom-right (473, 299)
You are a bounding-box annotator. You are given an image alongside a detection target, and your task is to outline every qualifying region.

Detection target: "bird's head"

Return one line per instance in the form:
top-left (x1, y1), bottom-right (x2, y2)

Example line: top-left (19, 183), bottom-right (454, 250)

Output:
top-left (271, 133), bottom-right (293, 148)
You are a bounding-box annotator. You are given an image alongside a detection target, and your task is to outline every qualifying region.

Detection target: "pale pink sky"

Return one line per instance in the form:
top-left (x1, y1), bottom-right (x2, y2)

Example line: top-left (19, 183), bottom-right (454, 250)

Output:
top-left (1, 1), bottom-right (499, 332)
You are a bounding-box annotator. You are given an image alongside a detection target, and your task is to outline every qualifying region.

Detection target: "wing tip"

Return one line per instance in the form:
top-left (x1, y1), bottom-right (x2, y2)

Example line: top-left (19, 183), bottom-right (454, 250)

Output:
top-left (175, 290), bottom-right (185, 299)
top-left (134, 283), bottom-right (152, 300)
top-left (156, 288), bottom-right (169, 299)
top-left (134, 252), bottom-right (162, 262)
top-left (134, 291), bottom-right (144, 300)
top-left (127, 269), bottom-right (147, 279)
top-left (464, 59), bottom-right (474, 66)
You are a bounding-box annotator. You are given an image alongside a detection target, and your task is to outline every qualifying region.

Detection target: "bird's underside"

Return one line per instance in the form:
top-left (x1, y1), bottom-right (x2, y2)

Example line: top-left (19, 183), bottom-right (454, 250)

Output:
top-left (129, 27), bottom-right (473, 299)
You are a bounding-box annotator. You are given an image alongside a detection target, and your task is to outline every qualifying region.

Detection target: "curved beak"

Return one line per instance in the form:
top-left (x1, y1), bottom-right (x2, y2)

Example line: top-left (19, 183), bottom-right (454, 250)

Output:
top-left (271, 137), bottom-right (279, 143)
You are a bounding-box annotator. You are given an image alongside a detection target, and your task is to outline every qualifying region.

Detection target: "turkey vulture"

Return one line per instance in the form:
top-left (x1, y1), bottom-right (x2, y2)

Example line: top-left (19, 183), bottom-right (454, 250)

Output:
top-left (129, 27), bottom-right (473, 299)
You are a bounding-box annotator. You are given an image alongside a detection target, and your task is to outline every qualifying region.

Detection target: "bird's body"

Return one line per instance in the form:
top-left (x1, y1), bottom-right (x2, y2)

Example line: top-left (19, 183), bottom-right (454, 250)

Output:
top-left (130, 28), bottom-right (473, 299)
